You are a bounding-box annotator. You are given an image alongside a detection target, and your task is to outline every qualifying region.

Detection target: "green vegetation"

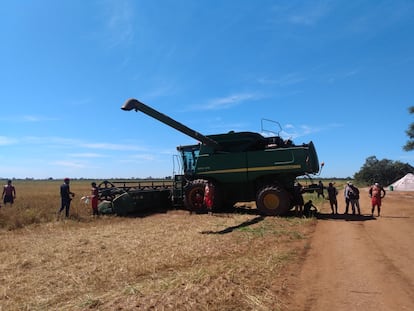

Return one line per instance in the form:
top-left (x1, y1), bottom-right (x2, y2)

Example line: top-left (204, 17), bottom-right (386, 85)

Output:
top-left (403, 106), bottom-right (414, 151)
top-left (354, 156), bottom-right (414, 186)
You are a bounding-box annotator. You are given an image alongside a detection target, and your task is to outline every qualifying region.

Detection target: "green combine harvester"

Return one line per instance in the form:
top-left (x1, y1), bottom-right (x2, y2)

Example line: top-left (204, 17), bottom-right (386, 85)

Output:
top-left (108, 98), bottom-right (321, 216)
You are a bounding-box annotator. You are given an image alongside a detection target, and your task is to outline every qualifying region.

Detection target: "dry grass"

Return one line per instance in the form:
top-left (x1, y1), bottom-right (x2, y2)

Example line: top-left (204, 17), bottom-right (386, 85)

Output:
top-left (0, 180), bottom-right (96, 230)
top-left (0, 180), bottom-right (320, 310)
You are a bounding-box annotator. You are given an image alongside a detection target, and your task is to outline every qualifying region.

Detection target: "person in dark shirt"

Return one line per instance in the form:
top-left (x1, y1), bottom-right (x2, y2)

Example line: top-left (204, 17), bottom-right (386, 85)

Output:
top-left (2, 180), bottom-right (16, 206)
top-left (293, 182), bottom-right (305, 216)
top-left (349, 184), bottom-right (361, 215)
top-left (58, 178), bottom-right (75, 218)
top-left (303, 200), bottom-right (318, 218)
top-left (317, 180), bottom-right (325, 198)
top-left (327, 182), bottom-right (338, 214)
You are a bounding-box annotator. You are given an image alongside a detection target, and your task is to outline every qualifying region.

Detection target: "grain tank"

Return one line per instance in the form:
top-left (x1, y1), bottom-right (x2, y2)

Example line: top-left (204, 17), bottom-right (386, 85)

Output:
top-left (121, 98), bottom-right (320, 215)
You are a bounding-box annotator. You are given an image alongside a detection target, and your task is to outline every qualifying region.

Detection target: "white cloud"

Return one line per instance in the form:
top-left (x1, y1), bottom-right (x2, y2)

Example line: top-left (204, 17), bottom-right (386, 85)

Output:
top-left (0, 136), bottom-right (18, 145)
top-left (280, 124), bottom-right (321, 139)
top-left (145, 83), bottom-right (178, 99)
top-left (128, 154), bottom-right (156, 161)
top-left (0, 115), bottom-right (59, 122)
top-left (23, 136), bottom-right (80, 145)
top-left (68, 153), bottom-right (107, 158)
top-left (66, 98), bottom-right (92, 107)
top-left (21, 136), bottom-right (146, 152)
top-left (103, 0), bottom-right (134, 48)
top-left (51, 161), bottom-right (86, 169)
top-left (271, 2), bottom-right (331, 26)
top-left (326, 69), bottom-right (359, 83)
top-left (198, 93), bottom-right (261, 110)
top-left (281, 122), bottom-right (344, 140)
top-left (80, 142), bottom-right (145, 151)
top-left (258, 73), bottom-right (306, 87)
top-left (23, 115), bottom-right (43, 122)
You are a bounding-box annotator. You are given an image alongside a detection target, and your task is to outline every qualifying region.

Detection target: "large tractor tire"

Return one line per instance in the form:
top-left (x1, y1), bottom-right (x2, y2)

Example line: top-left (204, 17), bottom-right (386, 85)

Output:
top-left (184, 180), bottom-right (207, 213)
top-left (256, 185), bottom-right (291, 216)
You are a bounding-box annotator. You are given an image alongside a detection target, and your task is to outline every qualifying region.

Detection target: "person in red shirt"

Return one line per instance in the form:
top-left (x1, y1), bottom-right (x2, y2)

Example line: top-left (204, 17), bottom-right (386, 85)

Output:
top-left (91, 182), bottom-right (99, 217)
top-left (2, 180), bottom-right (16, 206)
top-left (369, 182), bottom-right (386, 217)
top-left (204, 182), bottom-right (215, 214)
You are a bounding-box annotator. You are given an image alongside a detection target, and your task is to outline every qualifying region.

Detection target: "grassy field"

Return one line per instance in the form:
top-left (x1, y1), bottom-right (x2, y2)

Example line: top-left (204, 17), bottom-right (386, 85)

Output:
top-left (0, 179), bottom-right (96, 230)
top-left (0, 179), bottom-right (339, 310)
top-left (0, 179), bottom-right (341, 230)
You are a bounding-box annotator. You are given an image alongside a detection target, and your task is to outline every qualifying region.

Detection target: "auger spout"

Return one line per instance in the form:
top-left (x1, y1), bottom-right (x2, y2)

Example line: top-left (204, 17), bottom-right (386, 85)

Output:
top-left (121, 98), bottom-right (221, 149)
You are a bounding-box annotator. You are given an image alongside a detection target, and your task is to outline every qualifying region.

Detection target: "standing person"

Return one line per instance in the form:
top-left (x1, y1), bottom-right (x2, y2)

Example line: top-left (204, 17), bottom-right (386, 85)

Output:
top-left (369, 182), bottom-right (386, 217)
top-left (349, 183), bottom-right (361, 215)
top-left (327, 182), bottom-right (338, 214)
top-left (317, 180), bottom-right (325, 199)
top-left (58, 178), bottom-right (75, 218)
top-left (2, 180), bottom-right (16, 206)
top-left (204, 182), bottom-right (215, 214)
top-left (344, 181), bottom-right (353, 214)
top-left (293, 182), bottom-right (304, 216)
top-left (91, 182), bottom-right (99, 217)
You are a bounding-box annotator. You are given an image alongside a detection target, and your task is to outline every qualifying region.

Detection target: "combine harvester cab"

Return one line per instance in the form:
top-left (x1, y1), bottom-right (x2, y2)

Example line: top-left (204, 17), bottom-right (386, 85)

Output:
top-left (121, 98), bottom-right (321, 216)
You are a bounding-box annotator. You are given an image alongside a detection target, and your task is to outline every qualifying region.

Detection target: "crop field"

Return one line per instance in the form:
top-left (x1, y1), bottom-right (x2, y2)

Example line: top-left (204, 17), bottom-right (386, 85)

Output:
top-left (0, 179), bottom-right (323, 310)
top-left (0, 179), bottom-right (176, 230)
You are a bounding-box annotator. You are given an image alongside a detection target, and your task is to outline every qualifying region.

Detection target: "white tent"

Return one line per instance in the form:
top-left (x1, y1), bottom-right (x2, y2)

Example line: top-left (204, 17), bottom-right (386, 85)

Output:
top-left (388, 173), bottom-right (414, 191)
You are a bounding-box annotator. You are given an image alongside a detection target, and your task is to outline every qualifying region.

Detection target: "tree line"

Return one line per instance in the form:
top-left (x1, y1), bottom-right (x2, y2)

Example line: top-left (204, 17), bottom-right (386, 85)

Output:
top-left (354, 106), bottom-right (414, 186)
top-left (354, 156), bottom-right (413, 186)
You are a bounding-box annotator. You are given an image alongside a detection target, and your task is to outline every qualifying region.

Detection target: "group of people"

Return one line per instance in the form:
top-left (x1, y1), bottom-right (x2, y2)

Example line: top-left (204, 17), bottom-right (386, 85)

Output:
top-left (293, 182), bottom-right (318, 217)
top-left (0, 178), bottom-right (99, 218)
top-left (58, 178), bottom-right (99, 218)
top-left (1, 177), bottom-right (388, 219)
top-left (343, 182), bottom-right (361, 215)
top-left (294, 180), bottom-right (386, 217)
top-left (321, 180), bottom-right (386, 217)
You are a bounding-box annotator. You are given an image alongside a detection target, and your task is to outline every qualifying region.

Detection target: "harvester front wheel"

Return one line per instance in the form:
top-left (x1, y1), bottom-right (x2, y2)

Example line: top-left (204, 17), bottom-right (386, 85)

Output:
top-left (184, 180), bottom-right (206, 213)
top-left (256, 186), bottom-right (290, 216)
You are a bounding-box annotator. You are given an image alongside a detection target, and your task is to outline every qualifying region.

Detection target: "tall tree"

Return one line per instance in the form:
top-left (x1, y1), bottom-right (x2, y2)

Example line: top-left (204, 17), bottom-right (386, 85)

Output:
top-left (403, 106), bottom-right (414, 151)
top-left (354, 156), bottom-right (414, 186)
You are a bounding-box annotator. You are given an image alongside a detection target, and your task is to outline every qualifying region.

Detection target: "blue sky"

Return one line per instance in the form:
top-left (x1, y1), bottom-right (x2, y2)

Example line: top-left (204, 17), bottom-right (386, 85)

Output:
top-left (1, 0), bottom-right (413, 180)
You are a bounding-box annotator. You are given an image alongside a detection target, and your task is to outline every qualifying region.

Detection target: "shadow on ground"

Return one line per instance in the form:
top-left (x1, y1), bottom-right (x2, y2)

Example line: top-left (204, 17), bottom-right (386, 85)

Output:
top-left (317, 212), bottom-right (377, 222)
top-left (200, 216), bottom-right (265, 235)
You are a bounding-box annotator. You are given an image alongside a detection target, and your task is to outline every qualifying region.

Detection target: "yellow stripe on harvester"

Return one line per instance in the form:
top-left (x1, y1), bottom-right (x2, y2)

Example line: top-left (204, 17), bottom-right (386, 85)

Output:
top-left (200, 164), bottom-right (302, 175)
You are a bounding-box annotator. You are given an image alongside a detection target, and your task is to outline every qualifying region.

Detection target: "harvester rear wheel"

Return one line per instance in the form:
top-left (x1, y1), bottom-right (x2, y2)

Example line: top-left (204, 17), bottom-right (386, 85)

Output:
top-left (256, 185), bottom-right (290, 216)
top-left (184, 180), bottom-right (206, 213)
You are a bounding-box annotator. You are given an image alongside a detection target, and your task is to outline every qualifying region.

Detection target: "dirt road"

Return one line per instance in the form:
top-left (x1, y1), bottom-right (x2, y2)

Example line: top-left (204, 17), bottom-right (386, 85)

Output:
top-left (290, 188), bottom-right (414, 311)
